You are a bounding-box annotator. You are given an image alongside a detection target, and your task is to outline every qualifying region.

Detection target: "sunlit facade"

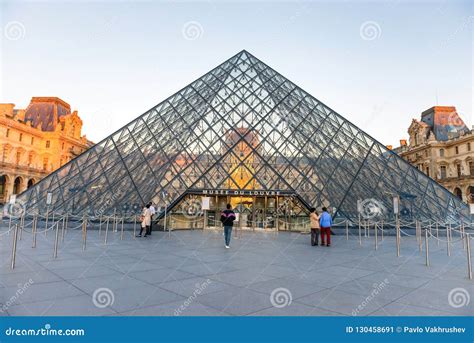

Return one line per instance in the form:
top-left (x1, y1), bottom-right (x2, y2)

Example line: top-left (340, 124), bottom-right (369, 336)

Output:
top-left (0, 97), bottom-right (93, 205)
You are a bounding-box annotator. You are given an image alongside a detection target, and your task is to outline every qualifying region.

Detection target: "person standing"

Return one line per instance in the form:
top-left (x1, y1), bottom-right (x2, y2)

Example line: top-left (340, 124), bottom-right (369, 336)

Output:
top-left (220, 204), bottom-right (236, 249)
top-left (148, 201), bottom-right (156, 235)
top-left (137, 203), bottom-right (151, 237)
top-left (319, 207), bottom-right (332, 247)
top-left (309, 208), bottom-right (320, 246)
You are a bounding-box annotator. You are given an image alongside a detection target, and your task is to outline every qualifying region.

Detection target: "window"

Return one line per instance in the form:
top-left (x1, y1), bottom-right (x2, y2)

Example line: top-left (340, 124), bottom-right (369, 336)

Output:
top-left (62, 142), bottom-right (65, 150)
top-left (439, 149), bottom-right (444, 157)
top-left (468, 143), bottom-right (471, 152)
top-left (426, 167), bottom-right (430, 177)
top-left (456, 164), bottom-right (462, 178)
top-left (425, 150), bottom-right (428, 157)
top-left (440, 166), bottom-right (447, 179)
top-left (470, 161), bottom-right (474, 176)
top-left (31, 137), bottom-right (34, 145)
top-left (46, 140), bottom-right (50, 148)
top-left (19, 133), bottom-right (23, 142)
top-left (16, 151), bottom-right (21, 165)
top-left (43, 157), bottom-right (48, 171)
top-left (455, 146), bottom-right (459, 154)
top-left (6, 129), bottom-right (9, 138)
top-left (28, 153), bottom-right (33, 166)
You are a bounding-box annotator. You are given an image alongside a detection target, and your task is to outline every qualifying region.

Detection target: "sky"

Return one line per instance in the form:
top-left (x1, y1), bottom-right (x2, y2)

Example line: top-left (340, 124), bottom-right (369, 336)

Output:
top-left (0, 0), bottom-right (472, 147)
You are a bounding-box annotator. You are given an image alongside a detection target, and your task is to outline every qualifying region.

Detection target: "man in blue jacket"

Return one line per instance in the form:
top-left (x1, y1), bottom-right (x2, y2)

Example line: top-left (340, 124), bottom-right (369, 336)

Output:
top-left (319, 207), bottom-right (332, 247)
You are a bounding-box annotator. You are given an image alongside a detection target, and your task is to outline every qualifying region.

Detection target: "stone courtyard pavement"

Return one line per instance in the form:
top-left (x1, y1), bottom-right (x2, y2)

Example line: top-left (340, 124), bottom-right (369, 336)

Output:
top-left (0, 226), bottom-right (472, 316)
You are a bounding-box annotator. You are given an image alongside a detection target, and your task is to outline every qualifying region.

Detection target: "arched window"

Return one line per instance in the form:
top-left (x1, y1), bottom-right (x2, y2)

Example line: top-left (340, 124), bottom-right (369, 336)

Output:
top-left (453, 187), bottom-right (462, 200)
top-left (0, 175), bottom-right (7, 199)
top-left (27, 179), bottom-right (35, 189)
top-left (13, 177), bottom-right (23, 195)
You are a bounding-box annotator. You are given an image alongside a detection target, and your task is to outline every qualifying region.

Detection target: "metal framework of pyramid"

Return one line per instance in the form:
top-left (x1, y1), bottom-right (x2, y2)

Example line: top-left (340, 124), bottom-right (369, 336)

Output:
top-left (15, 50), bottom-right (469, 223)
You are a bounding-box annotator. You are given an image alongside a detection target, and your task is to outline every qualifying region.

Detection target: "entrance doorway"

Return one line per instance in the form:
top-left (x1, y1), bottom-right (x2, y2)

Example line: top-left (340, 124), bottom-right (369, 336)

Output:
top-left (165, 191), bottom-right (310, 232)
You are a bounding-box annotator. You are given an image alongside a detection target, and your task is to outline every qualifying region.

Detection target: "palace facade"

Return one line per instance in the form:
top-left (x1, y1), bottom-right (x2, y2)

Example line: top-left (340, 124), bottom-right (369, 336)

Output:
top-left (0, 97), bottom-right (93, 204)
top-left (393, 106), bottom-right (474, 203)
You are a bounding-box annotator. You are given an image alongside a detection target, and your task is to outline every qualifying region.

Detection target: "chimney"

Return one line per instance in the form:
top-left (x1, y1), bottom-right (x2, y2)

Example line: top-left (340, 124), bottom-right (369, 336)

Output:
top-left (386, 145), bottom-right (393, 150)
top-left (400, 139), bottom-right (407, 146)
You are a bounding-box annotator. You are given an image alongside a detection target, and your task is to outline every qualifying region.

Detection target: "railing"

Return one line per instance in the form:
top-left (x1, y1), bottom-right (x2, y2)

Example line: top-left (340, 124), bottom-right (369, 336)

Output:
top-left (1, 211), bottom-right (473, 280)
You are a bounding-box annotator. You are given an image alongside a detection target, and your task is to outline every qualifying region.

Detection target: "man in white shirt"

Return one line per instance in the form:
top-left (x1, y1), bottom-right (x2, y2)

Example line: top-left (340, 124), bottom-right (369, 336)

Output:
top-left (148, 201), bottom-right (156, 235)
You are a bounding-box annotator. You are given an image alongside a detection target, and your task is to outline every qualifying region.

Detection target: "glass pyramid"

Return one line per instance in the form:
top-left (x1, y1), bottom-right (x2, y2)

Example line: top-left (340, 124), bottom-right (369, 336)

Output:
top-left (14, 50), bottom-right (470, 223)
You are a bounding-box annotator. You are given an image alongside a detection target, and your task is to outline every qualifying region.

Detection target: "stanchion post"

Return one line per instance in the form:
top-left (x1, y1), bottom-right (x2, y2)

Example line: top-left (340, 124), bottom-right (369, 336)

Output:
top-left (120, 217), bottom-right (124, 240)
top-left (32, 215), bottom-right (37, 248)
top-left (436, 222), bottom-right (439, 246)
top-left (133, 215), bottom-right (137, 238)
top-left (418, 222), bottom-right (423, 255)
top-left (53, 222), bottom-right (60, 258)
top-left (99, 215), bottom-right (103, 237)
top-left (11, 224), bottom-right (19, 269)
top-left (447, 225), bottom-right (451, 257)
top-left (104, 217), bottom-right (109, 245)
top-left (381, 219), bottom-right (384, 241)
top-left (466, 233), bottom-right (472, 280)
top-left (19, 214), bottom-right (25, 241)
top-left (345, 220), bottom-right (349, 241)
top-left (425, 229), bottom-right (429, 267)
top-left (396, 214), bottom-right (400, 257)
top-left (358, 218), bottom-right (362, 246)
top-left (82, 214), bottom-right (87, 251)
top-left (375, 222), bottom-right (378, 251)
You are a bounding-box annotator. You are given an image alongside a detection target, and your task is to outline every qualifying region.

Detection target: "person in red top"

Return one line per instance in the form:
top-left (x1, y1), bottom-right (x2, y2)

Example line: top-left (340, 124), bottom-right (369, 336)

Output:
top-left (220, 204), bottom-right (236, 249)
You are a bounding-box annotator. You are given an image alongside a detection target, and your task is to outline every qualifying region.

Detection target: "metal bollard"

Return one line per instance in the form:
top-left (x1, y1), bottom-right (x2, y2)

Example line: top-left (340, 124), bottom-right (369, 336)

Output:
top-left (19, 214), bottom-right (25, 241)
top-left (61, 216), bottom-right (66, 243)
top-left (396, 219), bottom-right (401, 257)
top-left (32, 215), bottom-right (37, 248)
top-left (53, 222), bottom-right (60, 258)
top-left (133, 215), bottom-right (137, 239)
top-left (11, 224), bottom-right (19, 269)
top-left (358, 221), bottom-right (362, 246)
top-left (345, 221), bottom-right (349, 241)
top-left (447, 225), bottom-right (451, 257)
top-left (466, 233), bottom-right (472, 280)
top-left (418, 223), bottom-right (423, 255)
top-left (374, 222), bottom-right (378, 251)
top-left (425, 229), bottom-right (429, 267)
top-left (82, 216), bottom-right (88, 251)
top-left (44, 211), bottom-right (49, 236)
top-left (461, 224), bottom-right (466, 250)
top-left (120, 218), bottom-right (124, 240)
top-left (436, 222), bottom-right (439, 246)
top-left (104, 217), bottom-right (109, 245)
top-left (99, 215), bottom-right (103, 237)
top-left (381, 220), bottom-right (384, 241)
top-left (8, 215), bottom-right (12, 232)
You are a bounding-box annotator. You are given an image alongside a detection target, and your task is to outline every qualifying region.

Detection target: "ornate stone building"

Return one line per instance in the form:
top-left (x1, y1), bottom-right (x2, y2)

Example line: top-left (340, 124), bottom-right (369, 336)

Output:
top-left (0, 97), bottom-right (93, 204)
top-left (394, 106), bottom-right (474, 203)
